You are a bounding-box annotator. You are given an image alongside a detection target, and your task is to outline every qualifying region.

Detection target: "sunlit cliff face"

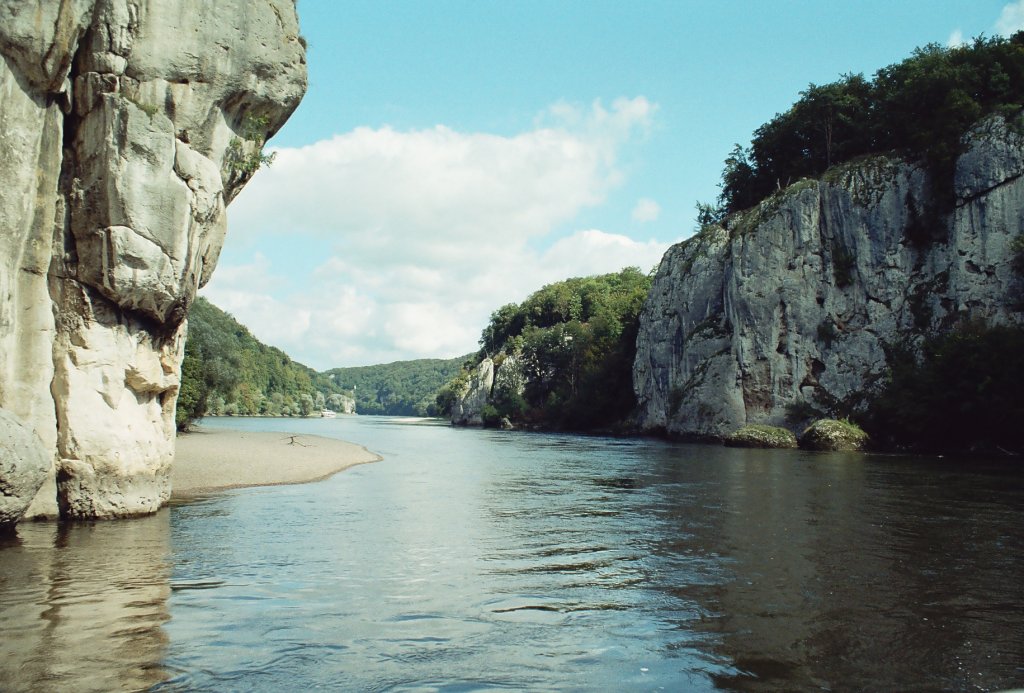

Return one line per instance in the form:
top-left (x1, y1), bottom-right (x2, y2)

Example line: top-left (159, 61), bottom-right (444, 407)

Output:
top-left (0, 1), bottom-right (306, 520)
top-left (66, 0), bottom-right (308, 325)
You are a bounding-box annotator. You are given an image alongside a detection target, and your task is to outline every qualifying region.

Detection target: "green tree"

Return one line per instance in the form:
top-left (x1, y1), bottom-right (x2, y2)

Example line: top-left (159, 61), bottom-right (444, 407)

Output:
top-left (440, 267), bottom-right (652, 430)
top-left (716, 32), bottom-right (1024, 215)
top-left (863, 323), bottom-right (1024, 452)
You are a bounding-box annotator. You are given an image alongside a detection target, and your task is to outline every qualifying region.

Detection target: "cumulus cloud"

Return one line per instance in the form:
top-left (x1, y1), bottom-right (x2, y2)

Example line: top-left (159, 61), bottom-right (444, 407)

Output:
top-left (207, 98), bottom-right (669, 368)
top-left (631, 198), bottom-right (661, 223)
top-left (948, 3), bottom-right (1023, 49)
top-left (995, 0), bottom-right (1024, 35)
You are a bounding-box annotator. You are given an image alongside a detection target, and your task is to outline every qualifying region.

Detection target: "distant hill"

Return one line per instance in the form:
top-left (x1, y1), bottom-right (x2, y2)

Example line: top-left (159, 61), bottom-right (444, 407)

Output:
top-left (177, 297), bottom-right (352, 429)
top-left (179, 297), bottom-right (472, 427)
top-left (323, 356), bottom-right (473, 416)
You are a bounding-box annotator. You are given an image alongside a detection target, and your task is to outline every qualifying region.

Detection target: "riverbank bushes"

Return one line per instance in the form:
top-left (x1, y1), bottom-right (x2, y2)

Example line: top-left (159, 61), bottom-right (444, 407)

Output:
top-left (862, 323), bottom-right (1024, 453)
top-left (177, 298), bottom-right (349, 430)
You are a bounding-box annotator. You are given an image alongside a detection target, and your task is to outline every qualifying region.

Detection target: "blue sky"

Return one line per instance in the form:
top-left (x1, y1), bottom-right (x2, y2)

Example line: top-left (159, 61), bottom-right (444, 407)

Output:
top-left (207, 0), bottom-right (1024, 369)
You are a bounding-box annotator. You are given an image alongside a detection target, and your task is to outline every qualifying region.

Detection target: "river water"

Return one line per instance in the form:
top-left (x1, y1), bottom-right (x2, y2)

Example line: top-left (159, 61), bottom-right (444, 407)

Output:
top-left (1, 416), bottom-right (1022, 692)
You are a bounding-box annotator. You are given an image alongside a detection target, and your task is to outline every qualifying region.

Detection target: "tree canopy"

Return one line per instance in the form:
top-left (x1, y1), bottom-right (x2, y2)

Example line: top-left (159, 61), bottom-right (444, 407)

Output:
top-left (176, 297), bottom-right (349, 430)
top-left (323, 356), bottom-right (471, 416)
top-left (440, 267), bottom-right (652, 430)
top-left (713, 32), bottom-right (1024, 216)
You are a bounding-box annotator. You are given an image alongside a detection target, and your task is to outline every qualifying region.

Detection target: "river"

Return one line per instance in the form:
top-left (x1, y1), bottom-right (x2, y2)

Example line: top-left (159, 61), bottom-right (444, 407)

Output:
top-left (1, 416), bottom-right (1022, 692)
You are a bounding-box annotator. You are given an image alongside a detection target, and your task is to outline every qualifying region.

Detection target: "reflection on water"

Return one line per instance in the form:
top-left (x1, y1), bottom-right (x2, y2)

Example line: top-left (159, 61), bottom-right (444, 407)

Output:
top-left (0, 512), bottom-right (171, 692)
top-left (652, 449), bottom-right (1024, 691)
top-left (1, 416), bottom-right (1022, 692)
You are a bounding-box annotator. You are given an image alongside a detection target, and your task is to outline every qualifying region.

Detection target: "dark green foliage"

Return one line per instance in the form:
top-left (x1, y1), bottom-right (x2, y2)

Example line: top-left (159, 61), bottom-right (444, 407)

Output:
top-left (176, 297), bottom-right (346, 430)
top-left (1011, 233), bottom-right (1024, 273)
top-left (448, 267), bottom-right (652, 430)
top-left (831, 243), bottom-right (856, 288)
top-left (694, 201), bottom-right (725, 229)
top-left (325, 356), bottom-right (470, 416)
top-left (862, 323), bottom-right (1024, 452)
top-left (175, 338), bottom-right (208, 430)
top-left (224, 114), bottom-right (276, 181)
top-left (785, 400), bottom-right (823, 427)
top-left (816, 319), bottom-right (839, 346)
top-left (434, 369), bottom-right (470, 418)
top-left (717, 33), bottom-right (1024, 216)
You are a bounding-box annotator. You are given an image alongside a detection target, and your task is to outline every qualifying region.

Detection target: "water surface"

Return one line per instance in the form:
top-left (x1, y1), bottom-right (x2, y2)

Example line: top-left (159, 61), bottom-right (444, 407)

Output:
top-left (1, 416), bottom-right (1022, 691)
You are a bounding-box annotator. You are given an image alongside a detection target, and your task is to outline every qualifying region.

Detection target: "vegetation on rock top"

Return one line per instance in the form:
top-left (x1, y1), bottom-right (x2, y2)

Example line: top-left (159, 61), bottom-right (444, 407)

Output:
top-left (799, 419), bottom-right (870, 452)
top-left (724, 425), bottom-right (798, 449)
top-left (702, 32), bottom-right (1024, 220)
top-left (437, 267), bottom-right (652, 430)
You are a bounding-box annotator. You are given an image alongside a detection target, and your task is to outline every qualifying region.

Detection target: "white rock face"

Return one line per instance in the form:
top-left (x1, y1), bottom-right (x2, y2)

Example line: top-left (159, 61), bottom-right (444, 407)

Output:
top-left (451, 359), bottom-right (495, 426)
top-left (0, 410), bottom-right (51, 528)
top-left (634, 117), bottom-right (1024, 437)
top-left (0, 0), bottom-right (306, 519)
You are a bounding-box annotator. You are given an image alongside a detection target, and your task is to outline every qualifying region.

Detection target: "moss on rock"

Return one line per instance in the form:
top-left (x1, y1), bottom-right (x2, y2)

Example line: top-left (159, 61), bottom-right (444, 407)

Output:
top-left (799, 419), bottom-right (869, 452)
top-left (724, 424), bottom-right (798, 449)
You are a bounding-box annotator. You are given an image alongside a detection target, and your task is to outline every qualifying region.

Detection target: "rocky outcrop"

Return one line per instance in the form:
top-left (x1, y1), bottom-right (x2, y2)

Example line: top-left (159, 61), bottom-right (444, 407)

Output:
top-left (798, 419), bottom-right (869, 452)
top-left (328, 394), bottom-right (357, 415)
top-left (0, 410), bottom-right (51, 529)
top-left (634, 115), bottom-right (1023, 438)
top-left (451, 358), bottom-right (495, 426)
top-left (724, 425), bottom-right (798, 449)
top-left (0, 1), bottom-right (306, 519)
top-left (449, 354), bottom-right (528, 427)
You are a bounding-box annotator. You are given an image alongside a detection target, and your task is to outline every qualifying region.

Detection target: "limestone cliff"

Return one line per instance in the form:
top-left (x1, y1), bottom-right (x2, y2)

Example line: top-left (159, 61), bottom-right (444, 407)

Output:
top-left (450, 358), bottom-right (495, 426)
top-left (0, 1), bottom-right (306, 519)
top-left (634, 115), bottom-right (1023, 438)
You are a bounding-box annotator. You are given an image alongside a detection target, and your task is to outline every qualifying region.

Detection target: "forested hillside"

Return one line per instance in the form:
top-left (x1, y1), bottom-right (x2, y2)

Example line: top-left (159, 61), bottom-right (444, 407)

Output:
top-left (323, 357), bottom-right (471, 416)
top-left (177, 298), bottom-right (352, 430)
top-left (437, 267), bottom-right (652, 430)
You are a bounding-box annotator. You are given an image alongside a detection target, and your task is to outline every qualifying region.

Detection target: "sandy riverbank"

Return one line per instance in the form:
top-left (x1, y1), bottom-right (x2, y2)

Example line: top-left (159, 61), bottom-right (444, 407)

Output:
top-left (172, 427), bottom-right (381, 499)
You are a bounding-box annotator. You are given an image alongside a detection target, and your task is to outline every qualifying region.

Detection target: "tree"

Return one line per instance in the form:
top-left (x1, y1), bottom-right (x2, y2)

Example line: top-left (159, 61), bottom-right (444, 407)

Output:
top-left (716, 34), bottom-right (1024, 215)
top-left (441, 267), bottom-right (653, 430)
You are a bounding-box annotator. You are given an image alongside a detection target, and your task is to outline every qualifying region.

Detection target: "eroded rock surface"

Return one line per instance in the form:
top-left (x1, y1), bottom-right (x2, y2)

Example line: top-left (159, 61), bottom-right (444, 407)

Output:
top-left (0, 0), bottom-right (306, 519)
top-left (451, 358), bottom-right (495, 426)
top-left (0, 410), bottom-right (50, 528)
top-left (634, 116), bottom-right (1023, 438)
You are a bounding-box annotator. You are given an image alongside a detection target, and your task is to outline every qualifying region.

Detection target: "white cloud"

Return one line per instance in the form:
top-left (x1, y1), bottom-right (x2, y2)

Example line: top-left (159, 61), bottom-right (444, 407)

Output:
top-left (949, 2), bottom-right (1023, 49)
top-left (995, 0), bottom-right (1024, 35)
top-left (631, 197), bottom-right (661, 223)
top-left (208, 98), bottom-right (670, 369)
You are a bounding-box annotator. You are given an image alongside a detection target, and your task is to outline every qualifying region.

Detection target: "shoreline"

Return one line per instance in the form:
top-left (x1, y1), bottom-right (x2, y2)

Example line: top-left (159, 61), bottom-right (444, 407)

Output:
top-left (172, 426), bottom-right (381, 499)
